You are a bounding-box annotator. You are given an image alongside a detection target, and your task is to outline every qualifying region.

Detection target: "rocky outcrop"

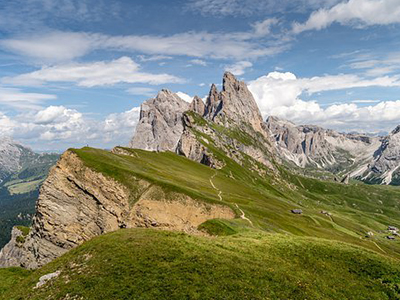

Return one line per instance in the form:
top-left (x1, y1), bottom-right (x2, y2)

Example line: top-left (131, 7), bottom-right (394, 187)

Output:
top-left (189, 96), bottom-right (206, 116)
top-left (177, 111), bottom-right (274, 173)
top-left (204, 72), bottom-right (265, 134)
top-left (129, 90), bottom-right (189, 151)
top-left (0, 227), bottom-right (28, 267)
top-left (352, 125), bottom-right (400, 185)
top-left (266, 116), bottom-right (380, 171)
top-left (129, 72), bottom-right (275, 172)
top-left (0, 150), bottom-right (234, 269)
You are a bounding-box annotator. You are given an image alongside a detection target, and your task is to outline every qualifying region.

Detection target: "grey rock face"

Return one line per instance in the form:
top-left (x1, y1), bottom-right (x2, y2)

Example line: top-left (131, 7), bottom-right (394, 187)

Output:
top-left (204, 72), bottom-right (265, 133)
top-left (0, 227), bottom-right (27, 267)
top-left (189, 96), bottom-right (206, 116)
top-left (354, 125), bottom-right (400, 184)
top-left (129, 90), bottom-right (189, 151)
top-left (0, 137), bottom-right (27, 182)
top-left (266, 116), bottom-right (380, 170)
top-left (0, 137), bottom-right (58, 184)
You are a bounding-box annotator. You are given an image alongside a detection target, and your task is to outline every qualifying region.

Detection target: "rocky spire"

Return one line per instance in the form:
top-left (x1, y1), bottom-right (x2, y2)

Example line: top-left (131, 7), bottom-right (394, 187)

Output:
top-left (204, 72), bottom-right (264, 133)
top-left (129, 89), bottom-right (189, 151)
top-left (189, 96), bottom-right (206, 116)
top-left (204, 84), bottom-right (221, 119)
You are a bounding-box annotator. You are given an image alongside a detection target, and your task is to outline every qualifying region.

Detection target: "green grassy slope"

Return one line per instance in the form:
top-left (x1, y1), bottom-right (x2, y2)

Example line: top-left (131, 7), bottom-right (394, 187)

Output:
top-left (71, 147), bottom-right (400, 259)
top-left (2, 229), bottom-right (399, 300)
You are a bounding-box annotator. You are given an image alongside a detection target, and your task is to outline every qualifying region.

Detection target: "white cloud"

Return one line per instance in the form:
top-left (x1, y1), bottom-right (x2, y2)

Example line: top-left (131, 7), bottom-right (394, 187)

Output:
top-left (4, 57), bottom-right (183, 87)
top-left (0, 31), bottom-right (95, 62)
top-left (0, 25), bottom-right (288, 62)
top-left (251, 18), bottom-right (279, 37)
top-left (137, 55), bottom-right (173, 62)
top-left (351, 99), bottom-right (380, 103)
top-left (189, 59), bottom-right (207, 66)
top-left (346, 52), bottom-right (400, 77)
top-left (103, 107), bottom-right (140, 144)
top-left (1, 105), bottom-right (141, 150)
top-left (293, 0), bottom-right (400, 34)
top-left (176, 92), bottom-right (193, 103)
top-left (0, 87), bottom-right (56, 109)
top-left (126, 87), bottom-right (157, 97)
top-left (248, 71), bottom-right (400, 132)
top-left (187, 0), bottom-right (341, 16)
top-left (225, 61), bottom-right (253, 76)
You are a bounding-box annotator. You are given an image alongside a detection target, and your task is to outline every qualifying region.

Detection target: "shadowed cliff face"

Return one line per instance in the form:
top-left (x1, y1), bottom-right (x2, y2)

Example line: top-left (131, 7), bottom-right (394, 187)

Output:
top-left (0, 150), bottom-right (234, 269)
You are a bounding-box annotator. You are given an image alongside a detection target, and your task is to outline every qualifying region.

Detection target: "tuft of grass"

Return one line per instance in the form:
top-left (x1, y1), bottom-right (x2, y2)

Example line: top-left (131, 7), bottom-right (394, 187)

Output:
top-left (16, 226), bottom-right (30, 237)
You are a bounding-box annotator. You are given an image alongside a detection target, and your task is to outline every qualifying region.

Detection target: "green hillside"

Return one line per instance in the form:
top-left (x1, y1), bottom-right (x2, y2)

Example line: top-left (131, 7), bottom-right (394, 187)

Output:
top-left (1, 228), bottom-right (399, 299)
top-left (2, 115), bottom-right (400, 298)
top-left (71, 146), bottom-right (400, 259)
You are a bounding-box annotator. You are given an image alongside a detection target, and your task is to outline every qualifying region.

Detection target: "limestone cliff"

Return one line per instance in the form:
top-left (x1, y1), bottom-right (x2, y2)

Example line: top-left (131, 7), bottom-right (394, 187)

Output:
top-left (204, 72), bottom-right (265, 134)
top-left (352, 125), bottom-right (400, 184)
top-left (129, 89), bottom-right (190, 151)
top-left (266, 116), bottom-right (380, 171)
top-left (129, 72), bottom-right (276, 172)
top-left (0, 150), bottom-right (234, 269)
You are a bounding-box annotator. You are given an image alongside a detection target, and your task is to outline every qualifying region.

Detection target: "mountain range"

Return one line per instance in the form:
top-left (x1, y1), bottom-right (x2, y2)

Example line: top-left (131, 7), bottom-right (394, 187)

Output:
top-left (0, 73), bottom-right (399, 299)
top-left (0, 137), bottom-right (58, 248)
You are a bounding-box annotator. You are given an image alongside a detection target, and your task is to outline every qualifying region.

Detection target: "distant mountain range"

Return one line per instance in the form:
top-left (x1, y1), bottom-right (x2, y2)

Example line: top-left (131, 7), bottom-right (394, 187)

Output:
top-left (0, 137), bottom-right (58, 247)
top-left (266, 117), bottom-right (400, 185)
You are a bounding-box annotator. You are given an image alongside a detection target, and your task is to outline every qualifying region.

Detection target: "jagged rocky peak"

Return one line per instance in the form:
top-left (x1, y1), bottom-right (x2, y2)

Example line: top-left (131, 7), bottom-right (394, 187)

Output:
top-left (359, 124), bottom-right (400, 184)
top-left (129, 89), bottom-right (189, 151)
top-left (189, 95), bottom-right (206, 116)
top-left (204, 72), bottom-right (265, 133)
top-left (267, 115), bottom-right (380, 169)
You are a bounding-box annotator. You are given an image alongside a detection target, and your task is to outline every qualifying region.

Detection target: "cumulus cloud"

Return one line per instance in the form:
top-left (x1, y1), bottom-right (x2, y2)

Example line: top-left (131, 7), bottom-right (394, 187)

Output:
top-left (225, 61), bottom-right (253, 76)
top-left (293, 0), bottom-right (400, 34)
top-left (248, 71), bottom-right (400, 132)
top-left (0, 87), bottom-right (56, 109)
top-left (1, 105), bottom-right (141, 150)
top-left (3, 57), bottom-right (183, 87)
top-left (103, 107), bottom-right (140, 144)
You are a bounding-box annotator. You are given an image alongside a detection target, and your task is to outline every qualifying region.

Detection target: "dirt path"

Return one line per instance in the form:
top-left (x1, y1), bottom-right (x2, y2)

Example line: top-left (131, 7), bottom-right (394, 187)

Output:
top-left (209, 172), bottom-right (222, 201)
top-left (372, 241), bottom-right (386, 254)
top-left (235, 204), bottom-right (253, 226)
top-left (209, 172), bottom-right (253, 226)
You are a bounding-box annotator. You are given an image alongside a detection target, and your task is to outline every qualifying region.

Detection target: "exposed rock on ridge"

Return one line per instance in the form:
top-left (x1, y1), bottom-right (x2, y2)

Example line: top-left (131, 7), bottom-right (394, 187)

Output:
top-left (266, 116), bottom-right (380, 171)
top-left (129, 89), bottom-right (189, 151)
top-left (203, 72), bottom-right (265, 134)
top-left (352, 125), bottom-right (400, 184)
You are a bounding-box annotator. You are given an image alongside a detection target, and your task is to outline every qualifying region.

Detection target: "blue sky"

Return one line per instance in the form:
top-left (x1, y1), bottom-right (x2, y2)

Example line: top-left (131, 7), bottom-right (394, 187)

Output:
top-left (0, 0), bottom-right (400, 150)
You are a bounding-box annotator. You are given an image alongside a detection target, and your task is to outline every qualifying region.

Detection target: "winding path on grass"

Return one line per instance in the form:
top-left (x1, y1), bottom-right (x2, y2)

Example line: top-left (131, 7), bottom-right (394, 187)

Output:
top-left (209, 172), bottom-right (222, 201)
top-left (209, 171), bottom-right (253, 226)
top-left (235, 204), bottom-right (253, 226)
